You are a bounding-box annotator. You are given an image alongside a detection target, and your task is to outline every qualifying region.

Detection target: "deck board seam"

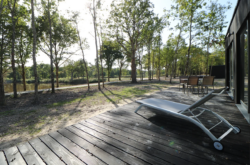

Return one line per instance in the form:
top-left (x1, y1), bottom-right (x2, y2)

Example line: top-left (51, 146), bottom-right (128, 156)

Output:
top-left (1, 150), bottom-right (9, 165)
top-left (16, 145), bottom-right (28, 165)
top-left (96, 114), bottom-right (248, 163)
top-left (71, 125), bottom-right (158, 165)
top-left (27, 141), bottom-right (47, 165)
top-left (37, 137), bottom-right (66, 165)
top-left (47, 133), bottom-right (88, 165)
top-left (83, 119), bottom-right (224, 165)
top-left (55, 130), bottom-right (109, 165)
top-left (77, 122), bottom-right (175, 165)
top-left (64, 127), bottom-right (129, 165)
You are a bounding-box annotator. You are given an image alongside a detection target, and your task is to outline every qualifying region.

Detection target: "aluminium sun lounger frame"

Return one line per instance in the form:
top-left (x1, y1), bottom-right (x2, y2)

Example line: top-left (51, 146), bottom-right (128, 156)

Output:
top-left (135, 87), bottom-right (241, 151)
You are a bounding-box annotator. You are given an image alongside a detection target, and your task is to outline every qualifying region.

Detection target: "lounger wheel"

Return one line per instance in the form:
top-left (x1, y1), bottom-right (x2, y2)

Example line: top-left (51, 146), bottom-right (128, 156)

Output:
top-left (213, 141), bottom-right (223, 151)
top-left (233, 126), bottom-right (241, 134)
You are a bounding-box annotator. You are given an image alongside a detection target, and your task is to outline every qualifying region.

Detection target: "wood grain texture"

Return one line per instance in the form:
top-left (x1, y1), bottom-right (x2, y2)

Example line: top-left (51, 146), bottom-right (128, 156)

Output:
top-left (40, 134), bottom-right (85, 165)
top-left (4, 146), bottom-right (26, 165)
top-left (74, 123), bottom-right (174, 165)
top-left (58, 128), bottom-right (126, 165)
top-left (29, 138), bottom-right (65, 165)
top-left (49, 131), bottom-right (106, 165)
top-left (0, 151), bottom-right (8, 165)
top-left (18, 142), bottom-right (45, 165)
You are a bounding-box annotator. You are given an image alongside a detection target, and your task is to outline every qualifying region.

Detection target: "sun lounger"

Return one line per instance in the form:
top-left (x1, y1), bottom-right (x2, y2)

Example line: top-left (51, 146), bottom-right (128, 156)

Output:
top-left (135, 87), bottom-right (241, 151)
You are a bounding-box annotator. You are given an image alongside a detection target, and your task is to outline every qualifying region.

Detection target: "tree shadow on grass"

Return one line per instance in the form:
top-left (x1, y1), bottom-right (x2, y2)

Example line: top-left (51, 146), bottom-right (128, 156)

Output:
top-left (100, 90), bottom-right (119, 108)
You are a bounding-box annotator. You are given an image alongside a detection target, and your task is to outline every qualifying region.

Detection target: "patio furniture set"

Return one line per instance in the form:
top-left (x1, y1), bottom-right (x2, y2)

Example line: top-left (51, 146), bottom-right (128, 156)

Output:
top-left (179, 76), bottom-right (215, 95)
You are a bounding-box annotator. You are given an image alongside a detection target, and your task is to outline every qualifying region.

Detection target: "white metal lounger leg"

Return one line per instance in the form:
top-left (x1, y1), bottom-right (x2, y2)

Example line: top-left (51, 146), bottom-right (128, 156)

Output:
top-left (135, 104), bottom-right (144, 113)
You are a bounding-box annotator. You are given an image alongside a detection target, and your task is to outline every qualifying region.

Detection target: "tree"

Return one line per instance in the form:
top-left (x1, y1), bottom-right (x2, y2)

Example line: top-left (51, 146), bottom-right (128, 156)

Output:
top-left (38, 9), bottom-right (78, 88)
top-left (108, 0), bottom-right (154, 83)
top-left (72, 12), bottom-right (90, 90)
top-left (101, 40), bottom-right (123, 82)
top-left (199, 1), bottom-right (231, 75)
top-left (7, 0), bottom-right (18, 98)
top-left (31, 0), bottom-right (39, 102)
top-left (88, 0), bottom-right (101, 90)
top-left (0, 0), bottom-right (9, 105)
top-left (173, 0), bottom-right (206, 75)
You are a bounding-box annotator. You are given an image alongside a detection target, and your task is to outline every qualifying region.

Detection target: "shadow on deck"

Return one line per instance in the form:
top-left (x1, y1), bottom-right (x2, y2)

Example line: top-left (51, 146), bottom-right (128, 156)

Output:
top-left (0, 87), bottom-right (249, 165)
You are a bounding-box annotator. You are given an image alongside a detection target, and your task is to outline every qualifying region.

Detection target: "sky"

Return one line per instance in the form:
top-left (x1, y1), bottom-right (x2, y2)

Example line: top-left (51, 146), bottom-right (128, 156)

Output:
top-left (27, 0), bottom-right (238, 67)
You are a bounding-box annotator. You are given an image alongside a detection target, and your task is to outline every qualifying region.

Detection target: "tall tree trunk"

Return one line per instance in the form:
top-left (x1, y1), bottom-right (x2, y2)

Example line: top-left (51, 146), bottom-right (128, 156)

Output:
top-left (48, 0), bottom-right (55, 93)
top-left (75, 22), bottom-right (90, 90)
top-left (0, 0), bottom-right (3, 14)
top-left (0, 30), bottom-right (5, 105)
top-left (21, 63), bottom-right (26, 91)
top-left (131, 47), bottom-right (137, 83)
top-left (93, 0), bottom-right (100, 90)
top-left (184, 13), bottom-right (193, 76)
top-left (108, 69), bottom-right (110, 82)
top-left (206, 43), bottom-right (210, 76)
top-left (158, 43), bottom-right (161, 81)
top-left (11, 12), bottom-right (17, 98)
top-left (98, 28), bottom-right (104, 88)
top-left (152, 50), bottom-right (155, 80)
top-left (147, 43), bottom-right (151, 81)
top-left (31, 0), bottom-right (38, 103)
top-left (56, 64), bottom-right (59, 88)
top-left (119, 66), bottom-right (122, 81)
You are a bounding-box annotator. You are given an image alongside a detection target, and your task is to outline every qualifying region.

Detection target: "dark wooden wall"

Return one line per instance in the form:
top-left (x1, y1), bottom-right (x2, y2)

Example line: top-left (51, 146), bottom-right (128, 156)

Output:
top-left (225, 0), bottom-right (250, 114)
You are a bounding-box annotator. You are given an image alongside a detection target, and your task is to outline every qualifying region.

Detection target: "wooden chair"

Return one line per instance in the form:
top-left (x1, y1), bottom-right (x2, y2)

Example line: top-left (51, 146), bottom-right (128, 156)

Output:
top-left (179, 76), bottom-right (188, 91)
top-left (184, 76), bottom-right (199, 94)
top-left (200, 76), bottom-right (215, 95)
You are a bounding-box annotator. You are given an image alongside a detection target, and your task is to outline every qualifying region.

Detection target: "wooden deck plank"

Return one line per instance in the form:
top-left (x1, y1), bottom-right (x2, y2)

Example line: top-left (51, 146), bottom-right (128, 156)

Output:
top-left (0, 151), bottom-right (8, 165)
top-left (4, 146), bottom-right (26, 165)
top-left (18, 142), bottom-right (45, 165)
top-left (100, 112), bottom-right (249, 154)
top-left (57, 128), bottom-right (127, 165)
top-left (95, 115), bottom-right (247, 165)
top-left (67, 125), bottom-right (153, 165)
top-left (75, 123), bottom-right (176, 165)
top-left (79, 120), bottom-right (211, 165)
top-left (85, 118), bottom-right (241, 165)
top-left (106, 109), bottom-right (250, 148)
top-left (49, 131), bottom-right (106, 165)
top-left (106, 109), bottom-right (250, 152)
top-left (40, 134), bottom-right (85, 165)
top-left (29, 138), bottom-right (65, 165)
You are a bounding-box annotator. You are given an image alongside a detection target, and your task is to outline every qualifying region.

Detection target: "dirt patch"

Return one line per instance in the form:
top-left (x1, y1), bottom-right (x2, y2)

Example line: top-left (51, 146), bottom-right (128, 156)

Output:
top-left (0, 80), bottom-right (169, 150)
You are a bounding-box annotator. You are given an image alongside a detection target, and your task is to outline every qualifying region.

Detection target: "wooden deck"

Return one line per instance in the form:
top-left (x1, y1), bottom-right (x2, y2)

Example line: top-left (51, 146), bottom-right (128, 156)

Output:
top-left (0, 87), bottom-right (249, 165)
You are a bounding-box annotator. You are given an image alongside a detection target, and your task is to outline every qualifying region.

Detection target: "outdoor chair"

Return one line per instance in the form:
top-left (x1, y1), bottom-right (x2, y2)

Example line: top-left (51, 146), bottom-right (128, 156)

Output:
top-left (200, 76), bottom-right (215, 95)
top-left (179, 76), bottom-right (188, 91)
top-left (135, 87), bottom-right (241, 151)
top-left (184, 76), bottom-right (199, 94)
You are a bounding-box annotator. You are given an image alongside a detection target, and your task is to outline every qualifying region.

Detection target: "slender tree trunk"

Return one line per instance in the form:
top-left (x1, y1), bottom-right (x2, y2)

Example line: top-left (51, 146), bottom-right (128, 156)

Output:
top-left (56, 64), bottom-right (59, 88)
top-left (184, 13), bottom-right (193, 76)
top-left (108, 69), bottom-right (110, 82)
top-left (0, 30), bottom-right (5, 105)
top-left (93, 0), bottom-right (100, 90)
top-left (119, 66), bottom-right (122, 81)
top-left (11, 14), bottom-right (17, 98)
top-left (98, 28), bottom-right (104, 88)
top-left (158, 43), bottom-right (161, 81)
top-left (31, 0), bottom-right (38, 103)
top-left (75, 22), bottom-right (90, 90)
top-left (152, 50), bottom-right (155, 80)
top-left (147, 43), bottom-right (151, 81)
top-left (131, 48), bottom-right (137, 83)
top-left (21, 63), bottom-right (26, 91)
top-left (48, 0), bottom-right (55, 93)
top-left (206, 43), bottom-right (210, 76)
top-left (0, 0), bottom-right (3, 14)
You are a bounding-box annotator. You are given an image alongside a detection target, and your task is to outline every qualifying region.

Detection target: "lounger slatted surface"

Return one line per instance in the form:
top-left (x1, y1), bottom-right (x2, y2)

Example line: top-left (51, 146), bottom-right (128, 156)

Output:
top-left (135, 87), bottom-right (241, 151)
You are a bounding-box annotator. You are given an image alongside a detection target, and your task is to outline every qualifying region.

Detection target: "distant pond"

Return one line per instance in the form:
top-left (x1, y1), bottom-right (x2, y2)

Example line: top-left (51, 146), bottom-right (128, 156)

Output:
top-left (4, 83), bottom-right (73, 93)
